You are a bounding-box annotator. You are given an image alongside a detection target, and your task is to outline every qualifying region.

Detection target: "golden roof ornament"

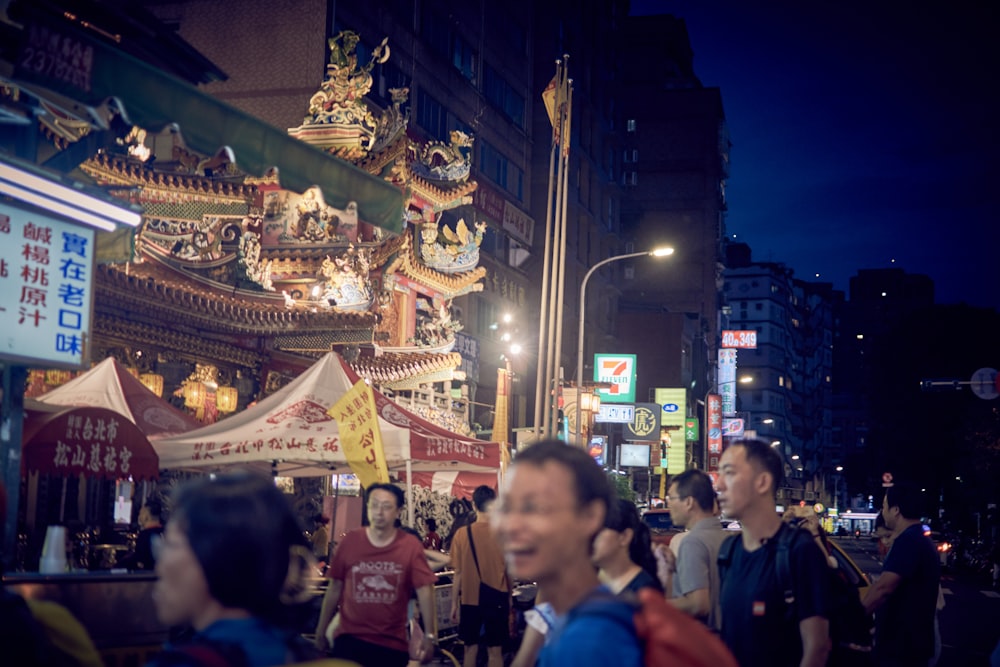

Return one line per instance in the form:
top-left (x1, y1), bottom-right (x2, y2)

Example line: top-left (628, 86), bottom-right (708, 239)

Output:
top-left (288, 30), bottom-right (389, 157)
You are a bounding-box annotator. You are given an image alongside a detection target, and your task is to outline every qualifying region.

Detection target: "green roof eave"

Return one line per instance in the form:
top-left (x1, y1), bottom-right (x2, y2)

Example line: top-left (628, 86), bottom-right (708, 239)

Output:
top-left (7, 19), bottom-right (404, 235)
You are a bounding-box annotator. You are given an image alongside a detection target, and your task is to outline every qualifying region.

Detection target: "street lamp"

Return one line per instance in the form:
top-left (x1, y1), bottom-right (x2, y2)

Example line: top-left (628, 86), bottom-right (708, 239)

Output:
top-left (575, 246), bottom-right (674, 445)
top-left (834, 466), bottom-right (844, 511)
top-left (499, 315), bottom-right (521, 446)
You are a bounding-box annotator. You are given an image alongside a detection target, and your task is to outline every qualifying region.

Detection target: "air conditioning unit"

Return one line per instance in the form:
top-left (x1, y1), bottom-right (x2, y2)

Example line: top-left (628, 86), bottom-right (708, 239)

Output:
top-left (775, 488), bottom-right (785, 499)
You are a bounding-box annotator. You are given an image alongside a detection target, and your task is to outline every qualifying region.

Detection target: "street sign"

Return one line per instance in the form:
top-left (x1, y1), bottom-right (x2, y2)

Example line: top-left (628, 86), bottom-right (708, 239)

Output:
top-left (721, 330), bottom-right (758, 349)
top-left (970, 367), bottom-right (999, 400)
top-left (595, 403), bottom-right (635, 423)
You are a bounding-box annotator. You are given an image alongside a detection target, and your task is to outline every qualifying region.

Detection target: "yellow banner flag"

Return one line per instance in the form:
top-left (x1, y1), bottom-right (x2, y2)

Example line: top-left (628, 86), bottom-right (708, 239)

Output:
top-left (493, 367), bottom-right (510, 446)
top-left (328, 379), bottom-right (389, 488)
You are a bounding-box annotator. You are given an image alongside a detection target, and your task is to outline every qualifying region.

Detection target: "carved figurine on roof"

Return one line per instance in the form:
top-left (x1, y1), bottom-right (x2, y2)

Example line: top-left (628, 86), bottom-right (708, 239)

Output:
top-left (288, 30), bottom-right (389, 160)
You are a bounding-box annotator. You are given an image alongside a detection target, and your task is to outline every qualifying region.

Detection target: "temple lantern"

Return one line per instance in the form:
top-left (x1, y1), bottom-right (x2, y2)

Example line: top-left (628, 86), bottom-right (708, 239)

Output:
top-left (139, 373), bottom-right (165, 397)
top-left (216, 386), bottom-right (238, 413)
top-left (184, 381), bottom-right (206, 408)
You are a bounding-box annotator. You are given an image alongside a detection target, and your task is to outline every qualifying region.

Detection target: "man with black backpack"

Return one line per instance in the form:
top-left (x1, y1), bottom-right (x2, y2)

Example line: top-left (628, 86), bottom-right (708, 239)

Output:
top-left (715, 439), bottom-right (831, 667)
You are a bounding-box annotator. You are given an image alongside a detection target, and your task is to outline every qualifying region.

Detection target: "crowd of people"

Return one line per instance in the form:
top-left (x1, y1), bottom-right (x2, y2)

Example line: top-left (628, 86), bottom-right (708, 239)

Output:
top-left (6, 438), bottom-right (998, 667)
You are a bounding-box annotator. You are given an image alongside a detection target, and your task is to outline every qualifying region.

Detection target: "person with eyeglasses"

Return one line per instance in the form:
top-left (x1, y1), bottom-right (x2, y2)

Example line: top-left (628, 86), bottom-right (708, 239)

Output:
top-left (314, 483), bottom-right (438, 667)
top-left (494, 440), bottom-right (642, 667)
top-left (662, 469), bottom-right (729, 631)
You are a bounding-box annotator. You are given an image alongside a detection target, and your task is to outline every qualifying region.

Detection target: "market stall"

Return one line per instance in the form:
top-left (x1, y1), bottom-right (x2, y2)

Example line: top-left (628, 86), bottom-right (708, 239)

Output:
top-left (33, 357), bottom-right (203, 437)
top-left (151, 352), bottom-right (502, 477)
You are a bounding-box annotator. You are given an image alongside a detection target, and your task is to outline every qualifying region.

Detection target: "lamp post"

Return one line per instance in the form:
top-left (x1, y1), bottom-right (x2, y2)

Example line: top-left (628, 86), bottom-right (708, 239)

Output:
top-left (834, 465), bottom-right (844, 511)
top-left (574, 247), bottom-right (674, 446)
top-left (498, 314), bottom-right (520, 447)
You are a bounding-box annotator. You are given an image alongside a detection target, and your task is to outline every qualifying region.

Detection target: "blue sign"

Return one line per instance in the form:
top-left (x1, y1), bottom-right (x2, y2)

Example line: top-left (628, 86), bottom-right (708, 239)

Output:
top-left (662, 403), bottom-right (680, 413)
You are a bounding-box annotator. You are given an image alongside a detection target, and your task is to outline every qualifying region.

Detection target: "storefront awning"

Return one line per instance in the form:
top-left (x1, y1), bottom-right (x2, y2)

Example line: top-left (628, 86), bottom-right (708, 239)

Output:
top-left (5, 18), bottom-right (404, 234)
top-left (22, 405), bottom-right (159, 481)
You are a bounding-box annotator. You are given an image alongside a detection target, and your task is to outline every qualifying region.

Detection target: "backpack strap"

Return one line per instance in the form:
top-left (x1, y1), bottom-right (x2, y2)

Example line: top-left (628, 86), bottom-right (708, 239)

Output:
top-left (716, 533), bottom-right (739, 585)
top-left (774, 523), bottom-right (813, 620)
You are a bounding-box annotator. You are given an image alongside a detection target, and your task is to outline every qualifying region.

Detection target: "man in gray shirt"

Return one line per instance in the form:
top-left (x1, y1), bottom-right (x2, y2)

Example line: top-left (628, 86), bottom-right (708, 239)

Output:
top-left (663, 469), bottom-right (729, 630)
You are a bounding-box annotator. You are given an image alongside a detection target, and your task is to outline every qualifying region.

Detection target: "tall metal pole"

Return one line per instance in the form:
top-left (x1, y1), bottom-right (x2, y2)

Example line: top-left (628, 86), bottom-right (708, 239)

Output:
top-left (574, 251), bottom-right (652, 446)
top-left (532, 59), bottom-right (564, 440)
top-left (548, 81), bottom-right (573, 436)
top-left (542, 57), bottom-right (570, 437)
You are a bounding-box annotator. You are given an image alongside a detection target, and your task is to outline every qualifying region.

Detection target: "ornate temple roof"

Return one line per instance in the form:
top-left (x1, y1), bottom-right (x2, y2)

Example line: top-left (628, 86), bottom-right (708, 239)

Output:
top-left (96, 260), bottom-right (376, 336)
top-left (351, 351), bottom-right (463, 390)
top-left (385, 231), bottom-right (486, 298)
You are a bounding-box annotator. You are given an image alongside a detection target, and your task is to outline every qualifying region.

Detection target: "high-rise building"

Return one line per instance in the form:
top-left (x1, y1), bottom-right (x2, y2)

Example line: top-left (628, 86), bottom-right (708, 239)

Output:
top-left (612, 14), bottom-right (730, 468)
top-left (724, 243), bottom-right (840, 505)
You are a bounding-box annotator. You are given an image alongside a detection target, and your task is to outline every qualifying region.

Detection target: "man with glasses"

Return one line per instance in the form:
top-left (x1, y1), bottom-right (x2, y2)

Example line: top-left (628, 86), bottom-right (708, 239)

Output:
top-left (663, 469), bottom-right (728, 630)
top-left (314, 483), bottom-right (438, 667)
top-left (494, 440), bottom-right (642, 667)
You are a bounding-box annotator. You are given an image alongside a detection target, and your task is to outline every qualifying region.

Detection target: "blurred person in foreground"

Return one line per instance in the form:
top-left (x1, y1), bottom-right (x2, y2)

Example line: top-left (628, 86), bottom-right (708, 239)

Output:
top-left (715, 439), bottom-right (831, 667)
top-left (495, 440), bottom-right (642, 667)
top-left (147, 472), bottom-right (323, 666)
top-left (512, 495), bottom-right (662, 667)
top-left (863, 481), bottom-right (941, 667)
top-left (0, 481), bottom-right (103, 667)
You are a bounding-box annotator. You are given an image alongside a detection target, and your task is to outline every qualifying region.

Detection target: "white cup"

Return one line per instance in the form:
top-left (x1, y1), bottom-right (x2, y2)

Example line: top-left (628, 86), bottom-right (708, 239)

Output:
top-left (40, 526), bottom-right (67, 574)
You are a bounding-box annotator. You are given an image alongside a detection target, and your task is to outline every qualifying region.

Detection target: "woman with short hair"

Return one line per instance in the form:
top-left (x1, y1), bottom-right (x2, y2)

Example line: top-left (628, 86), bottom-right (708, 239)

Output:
top-left (146, 472), bottom-right (324, 667)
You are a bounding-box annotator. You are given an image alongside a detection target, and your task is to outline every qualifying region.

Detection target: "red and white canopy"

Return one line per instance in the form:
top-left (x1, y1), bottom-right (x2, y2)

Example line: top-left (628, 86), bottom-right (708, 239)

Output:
top-left (35, 357), bottom-right (202, 437)
top-left (152, 352), bottom-right (502, 477)
top-left (22, 403), bottom-right (159, 480)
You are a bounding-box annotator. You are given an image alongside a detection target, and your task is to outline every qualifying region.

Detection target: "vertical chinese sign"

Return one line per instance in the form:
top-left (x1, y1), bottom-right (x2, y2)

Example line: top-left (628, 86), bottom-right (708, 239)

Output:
top-left (328, 380), bottom-right (390, 489)
top-left (0, 205), bottom-right (95, 369)
top-left (706, 394), bottom-right (723, 483)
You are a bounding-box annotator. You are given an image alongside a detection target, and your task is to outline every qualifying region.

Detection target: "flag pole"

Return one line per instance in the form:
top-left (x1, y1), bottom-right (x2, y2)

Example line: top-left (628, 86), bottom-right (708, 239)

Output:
top-left (533, 58), bottom-right (562, 440)
top-left (551, 78), bottom-right (573, 438)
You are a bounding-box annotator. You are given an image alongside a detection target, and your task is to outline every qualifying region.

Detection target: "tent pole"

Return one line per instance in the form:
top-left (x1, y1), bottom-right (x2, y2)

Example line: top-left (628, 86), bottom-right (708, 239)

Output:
top-left (405, 459), bottom-right (413, 527)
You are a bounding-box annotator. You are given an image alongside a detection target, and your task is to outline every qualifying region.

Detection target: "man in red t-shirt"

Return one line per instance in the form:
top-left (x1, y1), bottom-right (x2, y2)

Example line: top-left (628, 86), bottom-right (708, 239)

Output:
top-left (314, 483), bottom-right (438, 667)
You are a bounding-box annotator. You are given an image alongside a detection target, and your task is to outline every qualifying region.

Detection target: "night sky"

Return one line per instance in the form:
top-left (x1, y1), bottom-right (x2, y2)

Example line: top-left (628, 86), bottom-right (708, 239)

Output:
top-left (630, 1), bottom-right (999, 310)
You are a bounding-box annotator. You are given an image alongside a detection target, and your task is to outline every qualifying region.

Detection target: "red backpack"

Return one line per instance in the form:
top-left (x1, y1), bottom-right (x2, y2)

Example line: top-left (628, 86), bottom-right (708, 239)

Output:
top-left (633, 588), bottom-right (738, 667)
top-left (574, 587), bottom-right (738, 667)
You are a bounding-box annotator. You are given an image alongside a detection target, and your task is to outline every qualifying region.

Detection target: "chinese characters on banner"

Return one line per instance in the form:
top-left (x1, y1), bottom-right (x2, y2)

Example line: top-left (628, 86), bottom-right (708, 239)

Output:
top-left (707, 394), bottom-right (723, 480)
top-left (717, 349), bottom-right (738, 416)
top-left (0, 204), bottom-right (95, 368)
top-left (328, 380), bottom-right (389, 488)
top-left (51, 414), bottom-right (133, 477)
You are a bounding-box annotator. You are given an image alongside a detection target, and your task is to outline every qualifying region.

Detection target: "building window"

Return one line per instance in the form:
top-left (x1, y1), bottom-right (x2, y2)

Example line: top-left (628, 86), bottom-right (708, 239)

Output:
top-left (416, 89), bottom-right (448, 141)
top-left (487, 6), bottom-right (526, 56)
top-left (480, 140), bottom-right (523, 200)
top-left (452, 34), bottom-right (477, 83)
top-left (627, 119), bottom-right (636, 133)
top-left (419, 7), bottom-right (450, 60)
top-left (483, 64), bottom-right (525, 128)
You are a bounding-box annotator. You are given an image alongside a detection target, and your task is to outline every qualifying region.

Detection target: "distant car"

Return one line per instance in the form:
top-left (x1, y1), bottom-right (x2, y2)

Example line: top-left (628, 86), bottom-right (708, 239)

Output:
top-left (926, 531), bottom-right (954, 567)
top-left (641, 508), bottom-right (682, 546)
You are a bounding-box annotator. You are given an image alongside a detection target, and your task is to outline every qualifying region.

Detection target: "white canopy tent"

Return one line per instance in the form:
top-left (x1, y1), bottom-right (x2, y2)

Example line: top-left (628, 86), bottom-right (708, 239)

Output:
top-left (35, 356), bottom-right (202, 437)
top-left (151, 352), bottom-right (503, 478)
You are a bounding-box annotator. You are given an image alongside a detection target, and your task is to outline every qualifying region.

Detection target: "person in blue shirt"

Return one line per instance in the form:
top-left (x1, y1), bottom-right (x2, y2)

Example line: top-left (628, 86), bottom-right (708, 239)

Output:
top-left (147, 472), bottom-right (322, 667)
top-left (494, 440), bottom-right (642, 667)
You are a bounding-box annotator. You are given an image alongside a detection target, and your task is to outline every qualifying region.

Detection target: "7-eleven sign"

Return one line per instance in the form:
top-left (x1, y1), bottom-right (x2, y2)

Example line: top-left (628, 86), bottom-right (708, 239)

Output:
top-left (594, 354), bottom-right (637, 403)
